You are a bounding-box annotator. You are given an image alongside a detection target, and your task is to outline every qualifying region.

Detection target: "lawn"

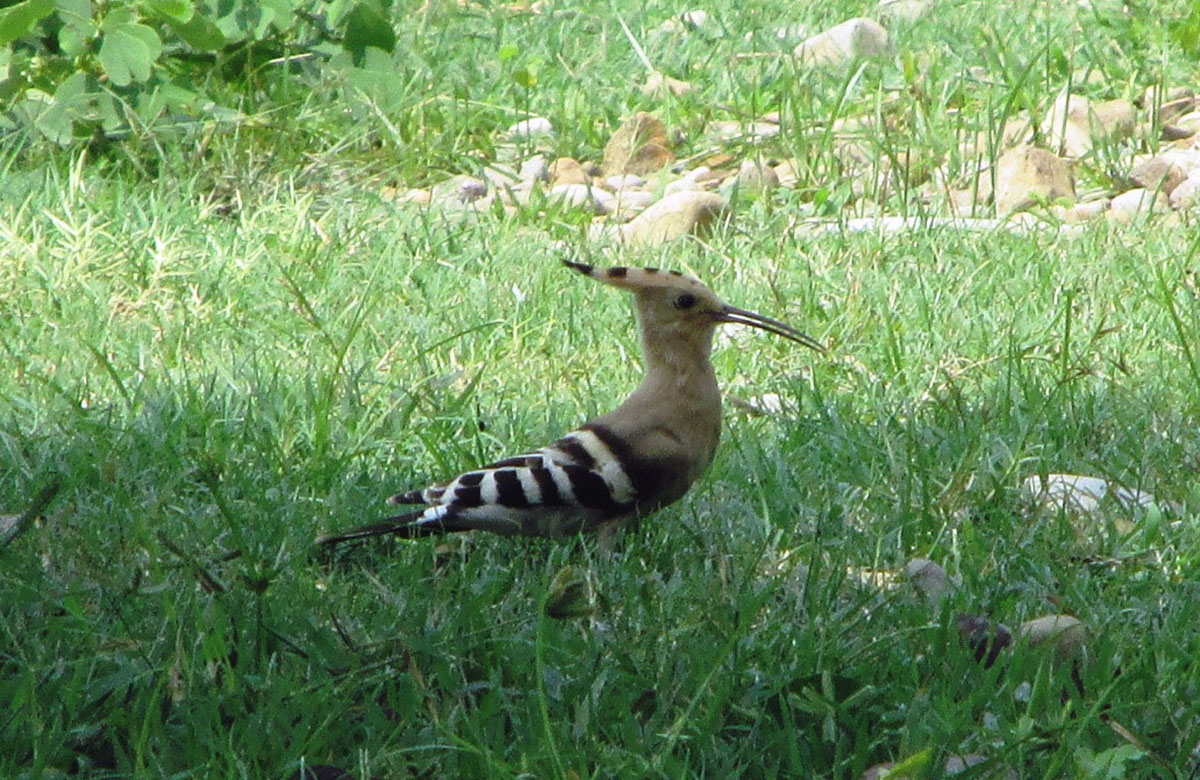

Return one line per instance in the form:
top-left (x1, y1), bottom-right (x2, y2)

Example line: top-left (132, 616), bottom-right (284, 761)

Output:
top-left (2, 0), bottom-right (1200, 777)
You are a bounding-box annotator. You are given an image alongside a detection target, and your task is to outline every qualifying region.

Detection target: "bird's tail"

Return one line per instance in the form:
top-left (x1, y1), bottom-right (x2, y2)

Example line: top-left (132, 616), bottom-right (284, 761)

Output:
top-left (316, 509), bottom-right (470, 547)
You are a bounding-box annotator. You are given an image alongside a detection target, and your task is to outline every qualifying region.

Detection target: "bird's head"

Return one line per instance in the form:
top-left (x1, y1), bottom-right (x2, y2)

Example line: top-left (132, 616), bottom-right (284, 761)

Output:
top-left (562, 260), bottom-right (824, 359)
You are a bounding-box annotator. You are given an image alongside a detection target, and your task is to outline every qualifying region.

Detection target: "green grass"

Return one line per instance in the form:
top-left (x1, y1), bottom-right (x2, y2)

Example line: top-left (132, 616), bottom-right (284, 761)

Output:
top-left (4, 0), bottom-right (1200, 777)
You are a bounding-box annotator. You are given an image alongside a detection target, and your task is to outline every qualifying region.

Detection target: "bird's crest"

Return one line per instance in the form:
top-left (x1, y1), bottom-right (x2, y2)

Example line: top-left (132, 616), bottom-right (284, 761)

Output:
top-left (562, 260), bottom-right (711, 295)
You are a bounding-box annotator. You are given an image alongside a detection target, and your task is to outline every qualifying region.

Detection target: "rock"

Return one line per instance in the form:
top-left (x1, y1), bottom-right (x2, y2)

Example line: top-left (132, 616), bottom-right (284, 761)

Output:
top-left (602, 112), bottom-right (675, 176)
top-left (1062, 198), bottom-right (1110, 222)
top-left (549, 183), bottom-right (615, 215)
top-left (706, 120), bottom-right (780, 142)
top-left (1017, 614), bottom-right (1088, 661)
top-left (605, 173), bottom-right (645, 191)
top-left (904, 558), bottom-right (956, 602)
top-left (1162, 146), bottom-right (1200, 175)
top-left (1042, 93), bottom-right (1135, 157)
top-left (680, 9), bottom-right (709, 29)
top-left (956, 614), bottom-right (1013, 668)
top-left (642, 71), bottom-right (693, 98)
top-left (876, 0), bottom-right (933, 22)
top-left (1091, 98), bottom-right (1137, 142)
top-left (519, 154), bottom-right (549, 183)
top-left (549, 157), bottom-right (590, 186)
top-left (733, 159), bottom-right (780, 195)
top-left (1128, 155), bottom-right (1186, 194)
top-left (507, 116), bottom-right (554, 139)
top-left (1167, 110), bottom-right (1200, 139)
top-left (1169, 171), bottom-right (1200, 209)
top-left (621, 191), bottom-right (729, 247)
top-left (794, 18), bottom-right (890, 66)
top-left (1159, 94), bottom-right (1198, 125)
top-left (772, 158), bottom-right (802, 187)
top-left (382, 187), bottom-right (432, 205)
top-left (612, 189), bottom-right (656, 213)
top-left (1142, 85), bottom-right (1193, 110)
top-left (663, 177), bottom-right (706, 196)
top-left (1108, 187), bottom-right (1168, 222)
top-left (481, 164), bottom-right (519, 189)
top-left (664, 166), bottom-right (719, 196)
top-left (994, 145), bottom-right (1074, 213)
top-left (1021, 473), bottom-right (1158, 513)
top-left (432, 175), bottom-right (489, 204)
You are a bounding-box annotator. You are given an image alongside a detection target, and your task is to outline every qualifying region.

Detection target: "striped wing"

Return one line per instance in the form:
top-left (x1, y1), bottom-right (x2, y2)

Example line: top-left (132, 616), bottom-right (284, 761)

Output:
top-left (387, 426), bottom-right (641, 537)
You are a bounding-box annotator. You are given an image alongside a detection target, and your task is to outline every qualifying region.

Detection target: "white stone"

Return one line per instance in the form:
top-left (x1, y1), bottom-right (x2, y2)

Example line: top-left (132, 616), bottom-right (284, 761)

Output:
top-left (1108, 187), bottom-right (1168, 222)
top-left (1170, 171), bottom-right (1200, 209)
top-left (876, 0), bottom-right (933, 22)
top-left (507, 117), bottom-right (554, 139)
top-left (793, 18), bottom-right (890, 66)
top-left (549, 183), bottom-right (615, 215)
top-left (1022, 473), bottom-right (1157, 513)
top-left (1041, 93), bottom-right (1135, 158)
top-left (519, 154), bottom-right (549, 183)
top-left (612, 190), bottom-right (656, 212)
top-left (605, 174), bottom-right (645, 191)
top-left (681, 9), bottom-right (709, 28)
top-left (620, 191), bottom-right (729, 247)
top-left (1062, 198), bottom-right (1110, 222)
top-left (1161, 147), bottom-right (1200, 175)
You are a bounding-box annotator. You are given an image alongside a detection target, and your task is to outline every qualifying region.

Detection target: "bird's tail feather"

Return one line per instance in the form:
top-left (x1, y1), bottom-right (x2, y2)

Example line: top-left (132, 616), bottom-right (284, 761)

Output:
top-left (316, 510), bottom-right (470, 547)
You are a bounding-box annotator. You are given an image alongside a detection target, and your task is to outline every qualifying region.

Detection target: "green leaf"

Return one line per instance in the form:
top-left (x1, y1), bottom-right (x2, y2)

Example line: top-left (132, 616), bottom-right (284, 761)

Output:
top-left (0, 0), bottom-right (56, 46)
top-left (15, 72), bottom-right (92, 144)
top-left (343, 3), bottom-right (396, 64)
top-left (167, 12), bottom-right (226, 51)
top-left (98, 12), bottom-right (163, 86)
top-left (145, 0), bottom-right (193, 24)
top-left (54, 0), bottom-right (93, 55)
top-left (512, 64), bottom-right (537, 89)
top-left (254, 0), bottom-right (297, 38)
top-left (497, 42), bottom-right (518, 62)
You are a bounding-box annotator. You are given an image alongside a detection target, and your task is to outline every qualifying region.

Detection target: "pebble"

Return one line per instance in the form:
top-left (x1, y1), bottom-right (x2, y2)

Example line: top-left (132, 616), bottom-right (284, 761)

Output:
top-left (602, 112), bottom-right (675, 176)
top-left (621, 191), bottom-right (729, 247)
top-left (604, 173), bottom-right (645, 191)
top-left (519, 155), bottom-right (549, 183)
top-left (507, 116), bottom-right (554, 139)
top-left (1062, 198), bottom-right (1110, 222)
top-left (1169, 170), bottom-right (1200, 209)
top-left (549, 157), bottom-right (590, 186)
top-left (705, 120), bottom-right (780, 142)
top-left (549, 183), bottom-right (615, 215)
top-left (1042, 93), bottom-right (1135, 158)
top-left (1108, 187), bottom-right (1168, 222)
top-left (994, 145), bottom-right (1075, 213)
top-left (733, 159), bottom-right (780, 195)
top-left (1021, 473), bottom-right (1158, 513)
top-left (903, 558), bottom-right (955, 602)
top-left (794, 17), bottom-right (890, 66)
top-left (1128, 155), bottom-right (1186, 194)
top-left (1017, 614), bottom-right (1089, 662)
top-left (432, 175), bottom-right (489, 204)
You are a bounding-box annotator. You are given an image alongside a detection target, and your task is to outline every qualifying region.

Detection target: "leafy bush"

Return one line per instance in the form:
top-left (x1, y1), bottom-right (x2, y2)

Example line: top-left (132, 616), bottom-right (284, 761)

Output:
top-left (0, 0), bottom-right (397, 144)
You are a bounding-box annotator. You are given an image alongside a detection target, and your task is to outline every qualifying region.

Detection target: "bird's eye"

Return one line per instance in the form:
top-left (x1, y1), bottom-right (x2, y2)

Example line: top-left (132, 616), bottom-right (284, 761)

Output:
top-left (674, 293), bottom-right (697, 310)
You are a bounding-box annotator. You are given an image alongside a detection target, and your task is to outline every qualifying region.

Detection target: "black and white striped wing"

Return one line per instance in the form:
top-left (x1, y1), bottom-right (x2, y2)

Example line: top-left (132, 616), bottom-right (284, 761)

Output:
top-left (388, 425), bottom-right (642, 537)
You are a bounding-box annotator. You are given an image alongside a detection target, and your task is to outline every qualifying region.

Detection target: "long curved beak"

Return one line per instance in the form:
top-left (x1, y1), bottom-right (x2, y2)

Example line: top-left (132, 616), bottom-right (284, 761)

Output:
top-left (716, 306), bottom-right (826, 353)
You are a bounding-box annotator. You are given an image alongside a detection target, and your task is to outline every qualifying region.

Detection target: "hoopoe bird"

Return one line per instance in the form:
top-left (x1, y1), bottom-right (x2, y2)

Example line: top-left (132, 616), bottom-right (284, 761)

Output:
top-left (317, 260), bottom-right (823, 546)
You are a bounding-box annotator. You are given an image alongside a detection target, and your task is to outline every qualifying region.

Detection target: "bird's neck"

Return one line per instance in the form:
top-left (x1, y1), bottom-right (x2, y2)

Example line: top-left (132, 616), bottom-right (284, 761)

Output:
top-left (637, 326), bottom-right (720, 407)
